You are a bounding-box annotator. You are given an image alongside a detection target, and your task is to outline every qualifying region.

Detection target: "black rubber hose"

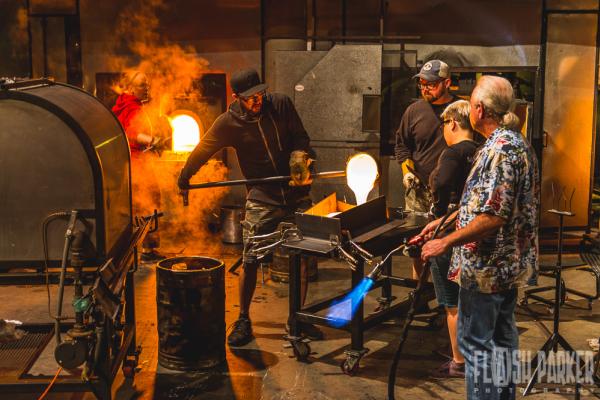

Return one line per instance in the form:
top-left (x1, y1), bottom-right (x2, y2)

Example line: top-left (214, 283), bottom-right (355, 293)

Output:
top-left (54, 211), bottom-right (79, 345)
top-left (387, 210), bottom-right (455, 400)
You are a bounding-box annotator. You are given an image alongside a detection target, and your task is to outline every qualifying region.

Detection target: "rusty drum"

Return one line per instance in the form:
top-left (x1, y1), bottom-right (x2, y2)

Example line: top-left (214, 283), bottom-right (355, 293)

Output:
top-left (156, 256), bottom-right (225, 371)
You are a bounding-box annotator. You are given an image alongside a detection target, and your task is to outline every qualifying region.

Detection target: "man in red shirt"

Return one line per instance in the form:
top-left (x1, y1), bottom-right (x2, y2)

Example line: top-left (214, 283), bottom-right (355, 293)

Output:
top-left (112, 71), bottom-right (165, 262)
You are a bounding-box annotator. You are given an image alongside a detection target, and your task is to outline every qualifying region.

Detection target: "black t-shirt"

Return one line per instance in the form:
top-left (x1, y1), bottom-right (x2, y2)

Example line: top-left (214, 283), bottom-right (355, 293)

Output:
top-left (429, 140), bottom-right (479, 218)
top-left (394, 97), bottom-right (456, 183)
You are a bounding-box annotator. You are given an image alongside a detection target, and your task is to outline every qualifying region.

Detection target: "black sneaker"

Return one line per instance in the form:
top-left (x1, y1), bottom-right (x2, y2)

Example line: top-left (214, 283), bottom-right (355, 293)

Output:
top-left (227, 318), bottom-right (253, 346)
top-left (140, 250), bottom-right (166, 262)
top-left (285, 322), bottom-right (324, 341)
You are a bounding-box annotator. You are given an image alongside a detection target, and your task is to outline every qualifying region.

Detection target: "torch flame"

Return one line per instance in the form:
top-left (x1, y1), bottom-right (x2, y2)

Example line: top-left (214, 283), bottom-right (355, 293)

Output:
top-left (170, 112), bottom-right (202, 152)
top-left (346, 153), bottom-right (378, 205)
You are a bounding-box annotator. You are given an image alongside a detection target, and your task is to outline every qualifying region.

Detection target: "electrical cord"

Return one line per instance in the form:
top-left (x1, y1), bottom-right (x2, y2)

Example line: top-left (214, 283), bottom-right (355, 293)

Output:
top-left (387, 210), bottom-right (456, 400)
top-left (36, 366), bottom-right (62, 400)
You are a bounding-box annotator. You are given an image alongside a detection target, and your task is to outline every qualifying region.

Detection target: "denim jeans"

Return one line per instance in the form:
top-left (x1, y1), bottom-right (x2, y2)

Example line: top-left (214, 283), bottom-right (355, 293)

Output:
top-left (458, 287), bottom-right (519, 400)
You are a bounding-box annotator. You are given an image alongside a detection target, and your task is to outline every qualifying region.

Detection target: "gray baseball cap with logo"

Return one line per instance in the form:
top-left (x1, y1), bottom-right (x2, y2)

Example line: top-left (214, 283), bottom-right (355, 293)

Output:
top-left (413, 60), bottom-right (450, 82)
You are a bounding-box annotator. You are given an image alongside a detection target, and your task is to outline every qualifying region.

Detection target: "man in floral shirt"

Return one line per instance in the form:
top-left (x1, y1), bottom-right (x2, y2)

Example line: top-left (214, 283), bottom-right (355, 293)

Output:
top-left (421, 75), bottom-right (539, 399)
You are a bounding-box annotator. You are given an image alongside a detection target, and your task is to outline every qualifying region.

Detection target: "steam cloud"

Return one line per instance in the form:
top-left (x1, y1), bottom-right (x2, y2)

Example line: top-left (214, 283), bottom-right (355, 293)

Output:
top-left (113, 0), bottom-right (232, 256)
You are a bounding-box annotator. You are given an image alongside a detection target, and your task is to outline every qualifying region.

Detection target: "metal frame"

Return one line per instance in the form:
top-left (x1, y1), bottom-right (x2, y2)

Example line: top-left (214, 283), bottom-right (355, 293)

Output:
top-left (0, 300), bottom-right (137, 400)
top-left (284, 213), bottom-right (432, 368)
top-left (0, 219), bottom-right (151, 399)
top-left (26, 0), bottom-right (83, 86)
top-left (259, 0), bottom-right (421, 80)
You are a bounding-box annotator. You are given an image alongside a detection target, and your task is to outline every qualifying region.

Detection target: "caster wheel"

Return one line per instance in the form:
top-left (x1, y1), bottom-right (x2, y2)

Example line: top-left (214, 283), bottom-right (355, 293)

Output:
top-left (122, 360), bottom-right (136, 378)
top-left (340, 358), bottom-right (359, 376)
top-left (292, 341), bottom-right (310, 361)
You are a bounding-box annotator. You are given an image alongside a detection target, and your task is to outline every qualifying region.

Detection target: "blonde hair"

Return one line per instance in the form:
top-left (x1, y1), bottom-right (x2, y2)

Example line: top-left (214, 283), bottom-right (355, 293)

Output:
top-left (472, 75), bottom-right (520, 130)
top-left (441, 100), bottom-right (473, 134)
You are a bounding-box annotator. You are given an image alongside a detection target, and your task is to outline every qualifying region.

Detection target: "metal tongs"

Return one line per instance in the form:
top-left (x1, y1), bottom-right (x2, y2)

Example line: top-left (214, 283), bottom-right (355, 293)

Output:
top-left (245, 223), bottom-right (302, 262)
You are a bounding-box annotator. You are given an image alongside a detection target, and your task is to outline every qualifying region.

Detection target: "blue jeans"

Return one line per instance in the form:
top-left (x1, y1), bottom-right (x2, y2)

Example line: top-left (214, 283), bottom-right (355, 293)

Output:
top-left (458, 287), bottom-right (519, 400)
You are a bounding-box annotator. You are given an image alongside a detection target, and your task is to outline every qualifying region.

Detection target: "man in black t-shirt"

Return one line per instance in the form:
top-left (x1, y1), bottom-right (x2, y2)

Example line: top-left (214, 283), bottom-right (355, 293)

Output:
top-left (395, 59), bottom-right (455, 279)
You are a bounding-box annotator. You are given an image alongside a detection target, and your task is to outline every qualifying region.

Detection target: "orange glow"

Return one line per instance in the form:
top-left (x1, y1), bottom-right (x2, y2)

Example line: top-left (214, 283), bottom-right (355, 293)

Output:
top-left (346, 153), bottom-right (378, 205)
top-left (170, 112), bottom-right (202, 152)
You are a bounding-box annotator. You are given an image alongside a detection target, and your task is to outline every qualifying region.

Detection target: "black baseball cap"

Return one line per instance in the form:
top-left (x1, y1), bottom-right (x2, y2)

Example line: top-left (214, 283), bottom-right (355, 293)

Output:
top-left (413, 60), bottom-right (450, 82)
top-left (230, 68), bottom-right (268, 97)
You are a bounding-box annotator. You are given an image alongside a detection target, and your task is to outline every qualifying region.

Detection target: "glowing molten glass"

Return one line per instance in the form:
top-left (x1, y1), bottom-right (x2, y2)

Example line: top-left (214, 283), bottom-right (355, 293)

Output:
top-left (170, 113), bottom-right (200, 152)
top-left (346, 153), bottom-right (378, 205)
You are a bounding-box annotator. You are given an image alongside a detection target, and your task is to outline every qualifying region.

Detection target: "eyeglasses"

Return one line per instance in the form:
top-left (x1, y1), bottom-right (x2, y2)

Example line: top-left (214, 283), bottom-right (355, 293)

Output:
top-left (240, 91), bottom-right (265, 104)
top-left (441, 119), bottom-right (453, 125)
top-left (417, 80), bottom-right (442, 90)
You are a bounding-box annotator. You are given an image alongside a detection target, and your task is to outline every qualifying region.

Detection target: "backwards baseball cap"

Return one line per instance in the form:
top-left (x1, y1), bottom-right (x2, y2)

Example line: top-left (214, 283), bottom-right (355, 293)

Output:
top-left (230, 68), bottom-right (268, 97)
top-left (413, 60), bottom-right (450, 82)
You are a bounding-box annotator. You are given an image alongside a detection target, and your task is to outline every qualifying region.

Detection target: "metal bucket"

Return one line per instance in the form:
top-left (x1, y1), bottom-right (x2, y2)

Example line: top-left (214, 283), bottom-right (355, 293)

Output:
top-left (156, 256), bottom-right (225, 371)
top-left (220, 205), bottom-right (244, 244)
top-left (270, 247), bottom-right (318, 283)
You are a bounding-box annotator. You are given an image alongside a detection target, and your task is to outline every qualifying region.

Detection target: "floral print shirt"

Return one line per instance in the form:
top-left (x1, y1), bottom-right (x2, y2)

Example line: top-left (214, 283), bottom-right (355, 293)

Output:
top-left (448, 127), bottom-right (539, 293)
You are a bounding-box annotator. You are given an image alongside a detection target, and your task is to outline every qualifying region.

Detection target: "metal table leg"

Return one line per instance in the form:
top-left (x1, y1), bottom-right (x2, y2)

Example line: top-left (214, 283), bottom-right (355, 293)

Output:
top-left (377, 258), bottom-right (395, 311)
top-left (350, 258), bottom-right (365, 351)
top-left (288, 249), bottom-right (302, 338)
top-left (342, 259), bottom-right (369, 375)
top-left (286, 249), bottom-right (310, 361)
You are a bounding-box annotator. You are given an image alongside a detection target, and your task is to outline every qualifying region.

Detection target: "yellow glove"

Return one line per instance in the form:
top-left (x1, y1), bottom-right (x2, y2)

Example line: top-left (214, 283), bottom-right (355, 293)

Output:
top-left (401, 159), bottom-right (415, 176)
top-left (289, 150), bottom-right (313, 186)
top-left (401, 159), bottom-right (419, 189)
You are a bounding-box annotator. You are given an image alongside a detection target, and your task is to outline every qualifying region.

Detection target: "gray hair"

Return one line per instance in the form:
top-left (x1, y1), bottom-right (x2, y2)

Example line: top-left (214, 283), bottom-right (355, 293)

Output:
top-left (441, 100), bottom-right (472, 133)
top-left (472, 75), bottom-right (520, 131)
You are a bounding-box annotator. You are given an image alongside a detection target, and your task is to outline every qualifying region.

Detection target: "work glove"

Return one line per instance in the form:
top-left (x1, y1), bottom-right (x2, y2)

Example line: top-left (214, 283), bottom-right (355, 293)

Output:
top-left (402, 171), bottom-right (419, 189)
top-left (289, 150), bottom-right (313, 186)
top-left (177, 172), bottom-right (190, 207)
top-left (177, 172), bottom-right (190, 190)
top-left (145, 136), bottom-right (168, 156)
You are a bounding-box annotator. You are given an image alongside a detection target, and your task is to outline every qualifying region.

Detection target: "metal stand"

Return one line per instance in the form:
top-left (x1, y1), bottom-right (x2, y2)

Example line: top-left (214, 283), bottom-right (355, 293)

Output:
top-left (523, 209), bottom-right (581, 398)
top-left (284, 223), bottom-right (435, 374)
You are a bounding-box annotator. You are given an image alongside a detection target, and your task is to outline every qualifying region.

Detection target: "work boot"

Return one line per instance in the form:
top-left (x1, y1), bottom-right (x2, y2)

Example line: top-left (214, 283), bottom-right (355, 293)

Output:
top-left (431, 359), bottom-right (465, 378)
top-left (140, 250), bottom-right (166, 262)
top-left (285, 322), bottom-right (324, 341)
top-left (227, 318), bottom-right (253, 347)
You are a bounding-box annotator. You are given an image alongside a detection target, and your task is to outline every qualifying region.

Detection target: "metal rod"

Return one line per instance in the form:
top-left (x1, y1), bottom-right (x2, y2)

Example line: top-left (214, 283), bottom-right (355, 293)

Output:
top-left (262, 34), bottom-right (421, 41)
top-left (42, 16), bottom-right (48, 77)
top-left (26, 0), bottom-right (33, 78)
top-left (187, 170), bottom-right (346, 190)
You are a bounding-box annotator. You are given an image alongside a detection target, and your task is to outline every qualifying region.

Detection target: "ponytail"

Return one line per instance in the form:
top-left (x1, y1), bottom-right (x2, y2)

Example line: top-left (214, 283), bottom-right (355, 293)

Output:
top-left (501, 112), bottom-right (520, 131)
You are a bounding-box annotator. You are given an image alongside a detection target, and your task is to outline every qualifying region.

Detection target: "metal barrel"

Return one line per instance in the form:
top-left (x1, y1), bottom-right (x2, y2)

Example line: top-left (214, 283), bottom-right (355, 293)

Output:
top-left (156, 256), bottom-right (225, 371)
top-left (270, 247), bottom-right (318, 283)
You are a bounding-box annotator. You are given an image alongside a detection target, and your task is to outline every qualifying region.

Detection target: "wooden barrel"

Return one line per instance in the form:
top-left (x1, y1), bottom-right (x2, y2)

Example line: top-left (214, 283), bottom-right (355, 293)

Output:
top-left (270, 247), bottom-right (318, 283)
top-left (156, 256), bottom-right (225, 371)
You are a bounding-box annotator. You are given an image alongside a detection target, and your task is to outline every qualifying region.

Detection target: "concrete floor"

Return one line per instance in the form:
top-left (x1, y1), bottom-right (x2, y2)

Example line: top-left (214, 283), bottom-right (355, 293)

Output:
top-left (2, 246), bottom-right (600, 399)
